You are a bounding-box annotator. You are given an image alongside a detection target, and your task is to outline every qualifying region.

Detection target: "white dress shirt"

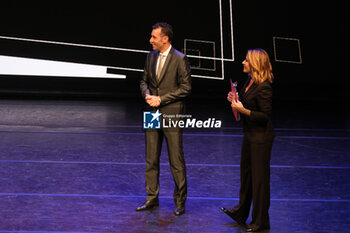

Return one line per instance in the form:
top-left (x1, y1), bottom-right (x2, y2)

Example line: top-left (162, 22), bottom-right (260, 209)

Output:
top-left (156, 44), bottom-right (172, 76)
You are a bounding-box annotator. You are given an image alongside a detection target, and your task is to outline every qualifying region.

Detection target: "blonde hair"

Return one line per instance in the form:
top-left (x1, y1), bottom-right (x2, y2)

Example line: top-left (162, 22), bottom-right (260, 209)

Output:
top-left (246, 49), bottom-right (274, 84)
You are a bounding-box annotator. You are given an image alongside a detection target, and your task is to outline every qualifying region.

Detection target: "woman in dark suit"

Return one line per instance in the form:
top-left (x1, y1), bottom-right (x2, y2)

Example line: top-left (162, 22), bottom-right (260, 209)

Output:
top-left (221, 49), bottom-right (275, 232)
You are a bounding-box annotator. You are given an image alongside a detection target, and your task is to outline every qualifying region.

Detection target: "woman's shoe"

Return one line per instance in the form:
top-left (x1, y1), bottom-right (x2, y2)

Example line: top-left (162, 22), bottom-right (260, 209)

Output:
top-left (220, 207), bottom-right (246, 225)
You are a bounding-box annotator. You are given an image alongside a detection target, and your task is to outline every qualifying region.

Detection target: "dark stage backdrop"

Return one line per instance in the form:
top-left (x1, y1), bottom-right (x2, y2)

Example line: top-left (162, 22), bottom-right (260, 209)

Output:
top-left (0, 1), bottom-right (344, 104)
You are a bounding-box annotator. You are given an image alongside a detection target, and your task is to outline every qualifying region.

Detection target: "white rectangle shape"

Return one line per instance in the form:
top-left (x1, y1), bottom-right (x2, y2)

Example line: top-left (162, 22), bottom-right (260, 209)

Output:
top-left (0, 55), bottom-right (126, 79)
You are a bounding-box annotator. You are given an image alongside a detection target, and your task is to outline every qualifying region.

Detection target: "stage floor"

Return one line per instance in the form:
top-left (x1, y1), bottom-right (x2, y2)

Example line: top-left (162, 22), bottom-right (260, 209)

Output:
top-left (0, 98), bottom-right (349, 232)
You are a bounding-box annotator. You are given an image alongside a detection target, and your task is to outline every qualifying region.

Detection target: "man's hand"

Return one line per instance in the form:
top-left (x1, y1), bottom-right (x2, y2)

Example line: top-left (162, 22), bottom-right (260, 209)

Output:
top-left (145, 94), bottom-right (161, 107)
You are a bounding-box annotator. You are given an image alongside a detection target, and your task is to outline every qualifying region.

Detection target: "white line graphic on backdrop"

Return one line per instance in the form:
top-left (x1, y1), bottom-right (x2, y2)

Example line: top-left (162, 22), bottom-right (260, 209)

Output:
top-left (0, 55), bottom-right (126, 79)
top-left (0, 0), bottom-right (234, 80)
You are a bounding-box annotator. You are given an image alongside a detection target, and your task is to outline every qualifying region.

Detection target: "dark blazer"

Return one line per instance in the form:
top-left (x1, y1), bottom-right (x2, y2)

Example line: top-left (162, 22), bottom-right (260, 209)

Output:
top-left (140, 47), bottom-right (192, 115)
top-left (239, 77), bottom-right (275, 143)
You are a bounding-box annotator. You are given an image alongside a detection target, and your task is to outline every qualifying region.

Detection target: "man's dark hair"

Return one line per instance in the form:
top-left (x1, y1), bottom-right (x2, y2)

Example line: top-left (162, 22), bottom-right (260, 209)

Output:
top-left (152, 22), bottom-right (173, 42)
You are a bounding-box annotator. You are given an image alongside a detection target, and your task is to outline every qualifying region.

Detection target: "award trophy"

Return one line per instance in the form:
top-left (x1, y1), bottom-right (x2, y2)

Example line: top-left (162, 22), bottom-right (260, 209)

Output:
top-left (230, 79), bottom-right (240, 121)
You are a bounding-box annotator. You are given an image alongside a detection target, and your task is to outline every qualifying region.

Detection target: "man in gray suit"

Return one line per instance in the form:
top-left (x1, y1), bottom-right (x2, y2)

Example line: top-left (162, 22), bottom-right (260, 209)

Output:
top-left (138, 22), bottom-right (192, 216)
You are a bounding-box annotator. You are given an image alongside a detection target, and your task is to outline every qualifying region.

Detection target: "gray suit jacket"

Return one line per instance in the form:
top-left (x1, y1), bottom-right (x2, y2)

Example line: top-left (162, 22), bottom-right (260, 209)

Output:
top-left (140, 47), bottom-right (192, 114)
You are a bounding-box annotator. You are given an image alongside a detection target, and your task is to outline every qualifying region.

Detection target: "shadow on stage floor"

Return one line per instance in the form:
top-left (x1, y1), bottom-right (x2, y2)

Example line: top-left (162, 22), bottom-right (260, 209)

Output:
top-left (0, 98), bottom-right (349, 232)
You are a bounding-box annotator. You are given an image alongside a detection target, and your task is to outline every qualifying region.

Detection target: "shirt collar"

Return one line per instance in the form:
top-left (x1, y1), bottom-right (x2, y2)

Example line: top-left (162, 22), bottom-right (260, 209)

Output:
top-left (160, 44), bottom-right (172, 57)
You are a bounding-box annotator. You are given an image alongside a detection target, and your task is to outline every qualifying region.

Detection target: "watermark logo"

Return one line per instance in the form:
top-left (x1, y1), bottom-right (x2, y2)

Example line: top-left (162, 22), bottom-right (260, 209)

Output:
top-left (143, 110), bottom-right (162, 129)
top-left (143, 110), bottom-right (222, 129)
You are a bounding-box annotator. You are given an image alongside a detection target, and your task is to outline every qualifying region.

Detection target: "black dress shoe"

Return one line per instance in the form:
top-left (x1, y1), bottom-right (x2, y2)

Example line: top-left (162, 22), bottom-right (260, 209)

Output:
top-left (220, 207), bottom-right (245, 225)
top-left (246, 224), bottom-right (269, 232)
top-left (246, 227), bottom-right (256, 232)
top-left (174, 206), bottom-right (185, 216)
top-left (246, 227), bottom-right (264, 232)
top-left (136, 200), bottom-right (159, 211)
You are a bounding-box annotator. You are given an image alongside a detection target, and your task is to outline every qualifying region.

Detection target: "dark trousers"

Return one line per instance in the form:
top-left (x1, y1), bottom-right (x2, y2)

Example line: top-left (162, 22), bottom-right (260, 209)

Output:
top-left (234, 138), bottom-right (273, 229)
top-left (145, 127), bottom-right (187, 207)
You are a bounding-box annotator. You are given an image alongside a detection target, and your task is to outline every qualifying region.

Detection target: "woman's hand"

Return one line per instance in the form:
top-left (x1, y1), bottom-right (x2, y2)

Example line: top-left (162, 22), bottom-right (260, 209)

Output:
top-left (231, 98), bottom-right (251, 116)
top-left (227, 91), bottom-right (234, 102)
top-left (231, 98), bottom-right (243, 111)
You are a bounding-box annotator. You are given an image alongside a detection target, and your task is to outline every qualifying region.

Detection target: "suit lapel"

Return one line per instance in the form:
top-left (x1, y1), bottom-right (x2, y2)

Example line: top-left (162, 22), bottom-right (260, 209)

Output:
top-left (152, 51), bottom-right (159, 81)
top-left (245, 82), bottom-right (258, 98)
top-left (157, 48), bottom-right (174, 83)
top-left (240, 76), bottom-right (251, 97)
